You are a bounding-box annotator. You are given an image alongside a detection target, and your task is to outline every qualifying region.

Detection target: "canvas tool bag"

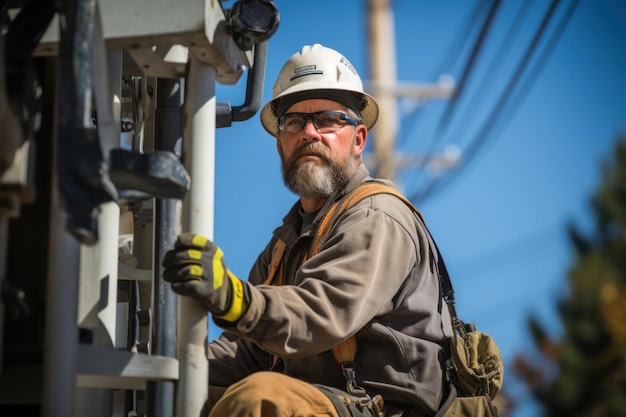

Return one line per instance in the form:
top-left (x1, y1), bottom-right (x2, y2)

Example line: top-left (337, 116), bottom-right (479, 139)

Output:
top-left (267, 182), bottom-right (504, 417)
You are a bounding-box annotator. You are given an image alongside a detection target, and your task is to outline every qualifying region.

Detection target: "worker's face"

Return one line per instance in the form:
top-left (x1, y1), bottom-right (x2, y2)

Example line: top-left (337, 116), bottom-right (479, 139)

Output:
top-left (276, 99), bottom-right (367, 198)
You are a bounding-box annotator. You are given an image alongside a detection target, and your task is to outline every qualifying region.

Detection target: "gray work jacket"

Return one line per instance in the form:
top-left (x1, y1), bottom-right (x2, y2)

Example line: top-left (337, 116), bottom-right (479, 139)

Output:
top-left (209, 165), bottom-right (448, 414)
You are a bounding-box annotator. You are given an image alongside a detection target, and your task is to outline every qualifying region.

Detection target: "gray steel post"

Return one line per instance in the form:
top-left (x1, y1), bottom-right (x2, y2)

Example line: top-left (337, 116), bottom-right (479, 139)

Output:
top-left (176, 51), bottom-right (215, 417)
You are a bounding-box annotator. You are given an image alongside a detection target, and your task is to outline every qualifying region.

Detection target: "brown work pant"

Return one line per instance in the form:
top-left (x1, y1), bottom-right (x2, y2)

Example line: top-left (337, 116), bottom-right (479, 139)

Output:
top-left (208, 371), bottom-right (341, 417)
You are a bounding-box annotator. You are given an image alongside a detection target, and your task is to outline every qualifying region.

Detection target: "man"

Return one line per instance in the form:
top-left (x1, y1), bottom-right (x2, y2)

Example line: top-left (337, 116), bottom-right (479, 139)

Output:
top-left (163, 44), bottom-right (448, 417)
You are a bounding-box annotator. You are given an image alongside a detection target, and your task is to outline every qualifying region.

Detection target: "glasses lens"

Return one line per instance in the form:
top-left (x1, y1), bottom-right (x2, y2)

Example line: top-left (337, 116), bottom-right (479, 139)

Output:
top-left (279, 114), bottom-right (306, 133)
top-left (313, 112), bottom-right (345, 132)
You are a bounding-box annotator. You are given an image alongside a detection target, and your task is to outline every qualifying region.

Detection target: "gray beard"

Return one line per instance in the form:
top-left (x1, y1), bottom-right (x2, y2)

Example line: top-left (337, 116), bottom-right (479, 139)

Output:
top-left (281, 145), bottom-right (358, 198)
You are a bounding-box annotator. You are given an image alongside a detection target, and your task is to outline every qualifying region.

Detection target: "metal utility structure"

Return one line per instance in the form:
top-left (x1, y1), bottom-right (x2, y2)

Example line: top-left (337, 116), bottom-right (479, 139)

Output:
top-left (0, 1), bottom-right (278, 416)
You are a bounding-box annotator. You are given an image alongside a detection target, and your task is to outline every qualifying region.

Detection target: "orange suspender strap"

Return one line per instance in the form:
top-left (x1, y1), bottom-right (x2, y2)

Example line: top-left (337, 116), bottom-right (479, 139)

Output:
top-left (265, 239), bottom-right (287, 369)
top-left (331, 335), bottom-right (357, 364)
top-left (331, 334), bottom-right (363, 394)
top-left (264, 238), bottom-right (287, 286)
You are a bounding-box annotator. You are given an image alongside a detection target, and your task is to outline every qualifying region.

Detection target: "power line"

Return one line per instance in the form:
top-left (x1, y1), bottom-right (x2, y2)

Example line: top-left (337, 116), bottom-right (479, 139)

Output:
top-left (431, 0), bottom-right (491, 82)
top-left (395, 1), bottom-right (499, 195)
top-left (441, 0), bottom-right (534, 142)
top-left (401, 1), bottom-right (531, 198)
top-left (435, 0), bottom-right (503, 135)
top-left (402, 0), bottom-right (533, 198)
top-left (503, 0), bottom-right (581, 132)
top-left (390, 1), bottom-right (490, 150)
top-left (410, 0), bottom-right (580, 204)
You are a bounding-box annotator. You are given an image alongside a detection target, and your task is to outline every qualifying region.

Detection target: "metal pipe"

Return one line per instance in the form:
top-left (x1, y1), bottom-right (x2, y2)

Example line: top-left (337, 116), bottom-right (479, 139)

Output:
top-left (176, 51), bottom-right (215, 417)
top-left (216, 41), bottom-right (268, 128)
top-left (147, 77), bottom-right (183, 417)
top-left (231, 41), bottom-right (267, 122)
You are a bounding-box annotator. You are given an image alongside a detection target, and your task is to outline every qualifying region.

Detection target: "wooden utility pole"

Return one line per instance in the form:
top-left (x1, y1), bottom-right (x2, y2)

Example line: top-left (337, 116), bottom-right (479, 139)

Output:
top-left (367, 0), bottom-right (398, 181)
top-left (366, 0), bottom-right (457, 184)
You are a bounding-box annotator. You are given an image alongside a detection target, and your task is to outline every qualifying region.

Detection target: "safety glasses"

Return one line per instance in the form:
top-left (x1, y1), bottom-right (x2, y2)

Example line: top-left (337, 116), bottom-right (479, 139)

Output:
top-left (277, 111), bottom-right (360, 134)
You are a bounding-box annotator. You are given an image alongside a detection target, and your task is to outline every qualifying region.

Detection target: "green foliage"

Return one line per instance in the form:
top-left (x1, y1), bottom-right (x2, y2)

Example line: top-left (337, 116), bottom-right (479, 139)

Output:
top-left (513, 136), bottom-right (626, 417)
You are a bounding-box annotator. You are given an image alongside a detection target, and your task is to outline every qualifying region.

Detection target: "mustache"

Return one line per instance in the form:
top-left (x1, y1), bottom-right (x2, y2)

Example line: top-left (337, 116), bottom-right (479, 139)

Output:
top-left (289, 142), bottom-right (332, 164)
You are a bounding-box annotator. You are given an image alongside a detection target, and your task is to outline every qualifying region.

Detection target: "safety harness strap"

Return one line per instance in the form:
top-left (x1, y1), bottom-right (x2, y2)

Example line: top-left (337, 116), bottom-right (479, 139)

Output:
top-left (331, 335), bottom-right (361, 394)
top-left (264, 238), bottom-right (286, 286)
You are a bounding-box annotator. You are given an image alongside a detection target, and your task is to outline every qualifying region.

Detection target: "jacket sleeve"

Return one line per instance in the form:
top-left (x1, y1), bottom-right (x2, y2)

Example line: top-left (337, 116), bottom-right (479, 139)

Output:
top-left (208, 331), bottom-right (272, 386)
top-left (224, 194), bottom-right (429, 358)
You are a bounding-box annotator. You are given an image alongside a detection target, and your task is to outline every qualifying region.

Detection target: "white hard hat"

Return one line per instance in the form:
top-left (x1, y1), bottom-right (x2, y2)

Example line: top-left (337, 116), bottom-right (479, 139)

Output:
top-left (260, 44), bottom-right (379, 136)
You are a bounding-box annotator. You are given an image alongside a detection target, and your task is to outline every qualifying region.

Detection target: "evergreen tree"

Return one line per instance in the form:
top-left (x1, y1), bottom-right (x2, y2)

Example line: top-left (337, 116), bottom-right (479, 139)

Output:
top-left (513, 136), bottom-right (626, 417)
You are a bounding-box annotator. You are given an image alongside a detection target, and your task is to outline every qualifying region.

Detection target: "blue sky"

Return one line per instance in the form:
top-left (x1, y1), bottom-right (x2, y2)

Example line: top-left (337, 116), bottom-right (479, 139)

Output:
top-left (211, 1), bottom-right (626, 415)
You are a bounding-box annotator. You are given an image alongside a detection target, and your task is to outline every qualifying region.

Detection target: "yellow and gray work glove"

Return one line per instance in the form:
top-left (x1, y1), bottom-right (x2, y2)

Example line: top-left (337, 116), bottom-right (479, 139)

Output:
top-left (162, 233), bottom-right (249, 323)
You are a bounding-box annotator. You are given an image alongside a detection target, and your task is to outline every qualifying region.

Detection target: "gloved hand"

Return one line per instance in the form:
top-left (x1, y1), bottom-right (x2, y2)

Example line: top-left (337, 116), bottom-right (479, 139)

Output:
top-left (162, 233), bottom-right (249, 322)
